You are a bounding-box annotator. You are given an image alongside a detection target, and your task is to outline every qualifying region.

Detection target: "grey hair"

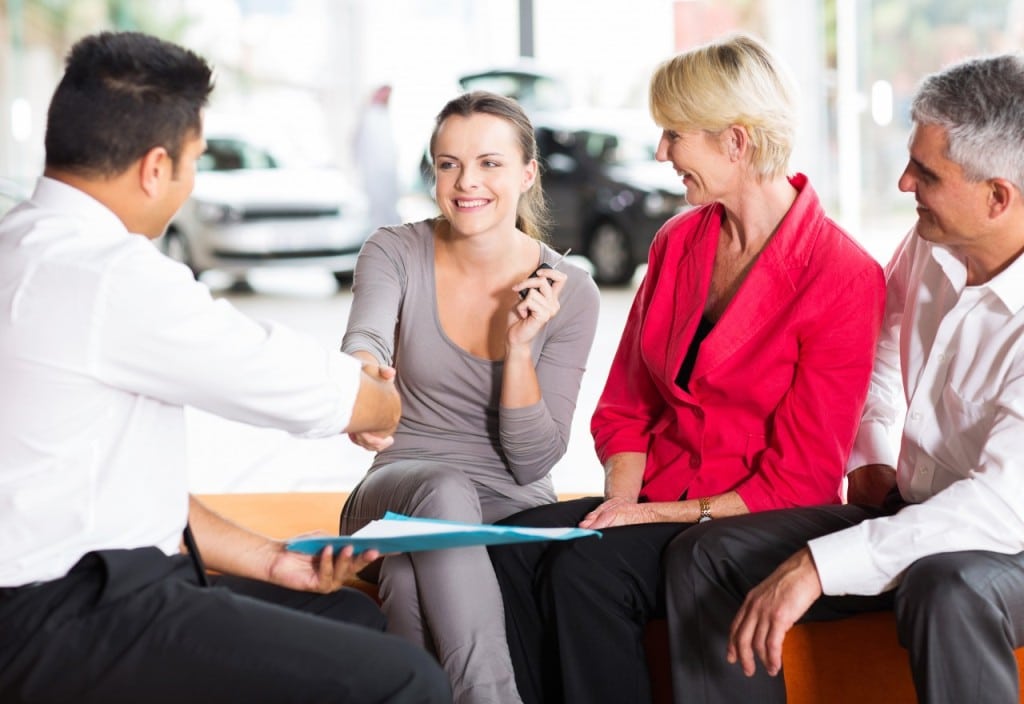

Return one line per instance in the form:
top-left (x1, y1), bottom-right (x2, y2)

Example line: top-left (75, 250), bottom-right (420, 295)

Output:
top-left (911, 53), bottom-right (1024, 191)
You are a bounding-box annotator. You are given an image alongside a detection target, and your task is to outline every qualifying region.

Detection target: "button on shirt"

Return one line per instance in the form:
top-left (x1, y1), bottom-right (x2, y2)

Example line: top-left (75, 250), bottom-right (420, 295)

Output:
top-left (0, 178), bottom-right (363, 586)
top-left (810, 228), bottom-right (1024, 595)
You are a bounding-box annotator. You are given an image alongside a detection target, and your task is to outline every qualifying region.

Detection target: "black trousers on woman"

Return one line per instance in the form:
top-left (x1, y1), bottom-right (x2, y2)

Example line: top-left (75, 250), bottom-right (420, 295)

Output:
top-left (490, 497), bottom-right (690, 704)
top-left (0, 547), bottom-right (452, 704)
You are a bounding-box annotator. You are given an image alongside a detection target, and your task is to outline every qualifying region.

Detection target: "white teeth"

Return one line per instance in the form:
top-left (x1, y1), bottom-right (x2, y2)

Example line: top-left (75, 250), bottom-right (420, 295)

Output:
top-left (457, 199), bottom-right (487, 208)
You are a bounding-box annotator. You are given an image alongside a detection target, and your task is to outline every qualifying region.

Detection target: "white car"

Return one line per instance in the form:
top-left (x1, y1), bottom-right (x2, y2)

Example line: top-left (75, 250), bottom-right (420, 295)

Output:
top-left (162, 137), bottom-right (371, 284)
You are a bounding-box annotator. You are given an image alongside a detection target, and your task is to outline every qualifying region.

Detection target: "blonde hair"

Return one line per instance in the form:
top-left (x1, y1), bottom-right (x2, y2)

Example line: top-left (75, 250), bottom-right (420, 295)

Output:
top-left (649, 33), bottom-right (798, 179)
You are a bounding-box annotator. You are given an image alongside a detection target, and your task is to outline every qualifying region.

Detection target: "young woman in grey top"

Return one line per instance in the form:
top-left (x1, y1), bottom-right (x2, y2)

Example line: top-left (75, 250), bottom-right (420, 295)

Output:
top-left (339, 91), bottom-right (600, 704)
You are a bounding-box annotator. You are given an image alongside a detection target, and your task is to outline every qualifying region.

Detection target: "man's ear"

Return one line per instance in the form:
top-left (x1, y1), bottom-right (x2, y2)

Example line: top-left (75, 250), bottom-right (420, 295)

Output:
top-left (988, 177), bottom-right (1016, 219)
top-left (138, 146), bottom-right (172, 198)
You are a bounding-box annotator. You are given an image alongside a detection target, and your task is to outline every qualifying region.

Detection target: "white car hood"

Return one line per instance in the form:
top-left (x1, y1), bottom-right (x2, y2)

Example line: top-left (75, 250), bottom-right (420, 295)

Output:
top-left (191, 168), bottom-right (361, 209)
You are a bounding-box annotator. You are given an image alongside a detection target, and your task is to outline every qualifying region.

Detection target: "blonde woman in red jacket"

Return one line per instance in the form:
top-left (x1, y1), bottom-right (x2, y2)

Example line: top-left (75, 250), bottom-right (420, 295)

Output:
top-left (489, 33), bottom-right (886, 704)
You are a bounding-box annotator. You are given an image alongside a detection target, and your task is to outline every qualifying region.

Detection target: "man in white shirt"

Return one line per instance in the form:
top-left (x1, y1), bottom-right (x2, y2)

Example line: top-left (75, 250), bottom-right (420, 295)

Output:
top-left (0, 31), bottom-right (450, 704)
top-left (663, 53), bottom-right (1024, 704)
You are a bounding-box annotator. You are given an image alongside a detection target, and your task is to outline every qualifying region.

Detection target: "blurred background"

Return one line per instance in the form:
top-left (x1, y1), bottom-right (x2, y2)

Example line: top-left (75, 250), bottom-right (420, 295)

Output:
top-left (1, 0), bottom-right (1021, 495)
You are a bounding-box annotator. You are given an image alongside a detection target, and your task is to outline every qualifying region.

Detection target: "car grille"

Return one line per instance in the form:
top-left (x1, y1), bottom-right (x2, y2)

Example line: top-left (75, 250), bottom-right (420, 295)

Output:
top-left (240, 207), bottom-right (341, 221)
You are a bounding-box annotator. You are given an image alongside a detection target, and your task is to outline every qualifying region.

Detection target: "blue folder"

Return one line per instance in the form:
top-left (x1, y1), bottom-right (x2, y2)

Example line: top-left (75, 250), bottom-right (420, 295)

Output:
top-left (286, 511), bottom-right (601, 556)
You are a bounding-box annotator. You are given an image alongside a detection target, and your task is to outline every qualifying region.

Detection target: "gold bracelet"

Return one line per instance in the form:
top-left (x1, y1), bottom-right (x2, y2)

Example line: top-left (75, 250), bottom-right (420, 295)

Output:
top-left (698, 497), bottom-right (713, 523)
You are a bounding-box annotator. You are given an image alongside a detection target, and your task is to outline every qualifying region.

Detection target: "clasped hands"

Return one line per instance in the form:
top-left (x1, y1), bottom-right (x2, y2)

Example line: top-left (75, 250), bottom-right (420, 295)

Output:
top-left (349, 360), bottom-right (398, 451)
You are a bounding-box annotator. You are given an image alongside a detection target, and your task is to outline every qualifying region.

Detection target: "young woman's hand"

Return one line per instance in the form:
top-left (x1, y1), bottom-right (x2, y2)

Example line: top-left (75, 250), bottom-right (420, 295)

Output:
top-left (507, 268), bottom-right (566, 348)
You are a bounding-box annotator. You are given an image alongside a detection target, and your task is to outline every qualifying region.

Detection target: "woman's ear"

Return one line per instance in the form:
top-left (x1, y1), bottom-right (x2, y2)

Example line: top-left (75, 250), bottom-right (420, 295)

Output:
top-left (521, 158), bottom-right (538, 192)
top-left (724, 125), bottom-right (748, 162)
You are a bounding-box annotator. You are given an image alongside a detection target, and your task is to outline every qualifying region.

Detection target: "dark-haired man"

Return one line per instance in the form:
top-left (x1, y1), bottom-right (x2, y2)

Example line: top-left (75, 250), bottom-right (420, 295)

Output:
top-left (0, 31), bottom-right (450, 703)
top-left (665, 51), bottom-right (1024, 704)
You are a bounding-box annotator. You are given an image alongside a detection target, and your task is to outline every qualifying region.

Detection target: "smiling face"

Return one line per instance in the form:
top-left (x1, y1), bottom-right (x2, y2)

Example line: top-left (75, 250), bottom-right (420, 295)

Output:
top-left (898, 122), bottom-right (992, 249)
top-left (654, 127), bottom-right (734, 206)
top-left (432, 112), bottom-right (538, 239)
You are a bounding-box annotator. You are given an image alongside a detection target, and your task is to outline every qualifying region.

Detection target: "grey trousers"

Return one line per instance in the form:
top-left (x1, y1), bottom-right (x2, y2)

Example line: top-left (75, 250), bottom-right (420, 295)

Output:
top-left (664, 505), bottom-right (1024, 704)
top-left (341, 460), bottom-right (539, 704)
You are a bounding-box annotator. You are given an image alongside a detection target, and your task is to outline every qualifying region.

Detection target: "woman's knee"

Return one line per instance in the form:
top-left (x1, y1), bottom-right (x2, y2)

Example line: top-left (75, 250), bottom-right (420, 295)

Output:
top-left (664, 521), bottom-right (730, 580)
top-left (539, 534), bottom-right (616, 590)
top-left (354, 462), bottom-right (482, 522)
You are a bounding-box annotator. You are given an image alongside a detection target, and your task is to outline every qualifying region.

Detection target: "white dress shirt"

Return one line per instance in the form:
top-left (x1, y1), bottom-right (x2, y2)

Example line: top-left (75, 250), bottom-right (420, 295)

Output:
top-left (0, 177), bottom-right (363, 586)
top-left (810, 227), bottom-right (1024, 596)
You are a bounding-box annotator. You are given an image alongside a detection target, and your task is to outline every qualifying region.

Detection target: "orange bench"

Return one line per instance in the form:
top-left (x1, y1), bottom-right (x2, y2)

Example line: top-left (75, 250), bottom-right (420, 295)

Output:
top-left (198, 491), bottom-right (1024, 704)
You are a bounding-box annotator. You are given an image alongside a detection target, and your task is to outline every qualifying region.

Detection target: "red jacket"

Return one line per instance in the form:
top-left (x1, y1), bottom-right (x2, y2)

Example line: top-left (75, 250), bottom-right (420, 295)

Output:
top-left (591, 175), bottom-right (885, 511)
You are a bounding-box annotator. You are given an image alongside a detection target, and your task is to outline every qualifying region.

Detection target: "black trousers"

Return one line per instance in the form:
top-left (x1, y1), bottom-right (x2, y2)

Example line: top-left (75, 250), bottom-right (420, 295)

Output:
top-left (490, 497), bottom-right (690, 704)
top-left (665, 505), bottom-right (1024, 704)
top-left (0, 547), bottom-right (452, 704)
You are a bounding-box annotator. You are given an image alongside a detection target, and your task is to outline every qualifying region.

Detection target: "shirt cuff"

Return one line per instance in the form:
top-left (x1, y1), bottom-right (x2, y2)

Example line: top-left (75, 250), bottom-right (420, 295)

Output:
top-left (807, 522), bottom-right (891, 596)
top-left (298, 351), bottom-right (364, 438)
top-left (846, 420), bottom-right (898, 474)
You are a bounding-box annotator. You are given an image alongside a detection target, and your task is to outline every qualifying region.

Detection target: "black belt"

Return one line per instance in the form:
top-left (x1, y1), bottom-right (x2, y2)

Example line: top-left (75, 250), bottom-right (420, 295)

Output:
top-left (182, 523), bottom-right (210, 587)
top-left (1, 525), bottom-right (210, 597)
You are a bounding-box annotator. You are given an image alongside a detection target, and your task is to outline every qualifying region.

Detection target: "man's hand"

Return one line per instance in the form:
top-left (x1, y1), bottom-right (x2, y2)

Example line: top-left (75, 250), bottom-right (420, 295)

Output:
top-left (578, 496), bottom-right (656, 529)
top-left (846, 464), bottom-right (897, 508)
top-left (266, 538), bottom-right (380, 594)
top-left (727, 548), bottom-right (822, 677)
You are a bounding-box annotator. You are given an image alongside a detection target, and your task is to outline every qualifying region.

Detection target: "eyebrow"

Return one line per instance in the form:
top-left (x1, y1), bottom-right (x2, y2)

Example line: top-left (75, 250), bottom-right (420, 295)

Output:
top-left (909, 156), bottom-right (940, 180)
top-left (434, 152), bottom-right (506, 160)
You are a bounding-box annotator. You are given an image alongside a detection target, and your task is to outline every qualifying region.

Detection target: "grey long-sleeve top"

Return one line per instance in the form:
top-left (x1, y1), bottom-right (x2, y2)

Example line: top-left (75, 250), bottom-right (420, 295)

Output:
top-left (343, 220), bottom-right (600, 499)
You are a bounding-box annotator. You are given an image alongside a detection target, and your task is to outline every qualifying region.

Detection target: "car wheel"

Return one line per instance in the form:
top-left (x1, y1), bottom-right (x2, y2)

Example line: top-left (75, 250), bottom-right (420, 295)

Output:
top-left (587, 222), bottom-right (635, 286)
top-left (159, 228), bottom-right (201, 278)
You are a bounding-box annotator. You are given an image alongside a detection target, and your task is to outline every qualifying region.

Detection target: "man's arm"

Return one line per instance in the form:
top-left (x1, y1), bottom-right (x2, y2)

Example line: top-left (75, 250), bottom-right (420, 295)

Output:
top-left (846, 463), bottom-right (897, 507)
top-left (185, 494), bottom-right (379, 593)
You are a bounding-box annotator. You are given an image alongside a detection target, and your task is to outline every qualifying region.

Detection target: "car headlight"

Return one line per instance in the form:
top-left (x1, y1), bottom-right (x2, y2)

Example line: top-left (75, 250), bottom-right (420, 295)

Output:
top-left (196, 201), bottom-right (244, 224)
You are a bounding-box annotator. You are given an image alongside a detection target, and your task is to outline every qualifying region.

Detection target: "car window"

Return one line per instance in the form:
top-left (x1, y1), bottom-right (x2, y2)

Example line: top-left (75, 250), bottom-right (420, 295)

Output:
top-left (199, 139), bottom-right (278, 171)
top-left (582, 131), bottom-right (657, 166)
top-left (458, 72), bottom-right (569, 112)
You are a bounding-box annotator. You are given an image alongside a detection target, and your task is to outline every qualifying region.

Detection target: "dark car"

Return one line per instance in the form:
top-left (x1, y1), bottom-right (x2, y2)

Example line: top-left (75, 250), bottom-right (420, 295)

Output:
top-left (533, 110), bottom-right (689, 285)
top-left (428, 68), bottom-right (689, 285)
top-left (457, 63), bottom-right (571, 113)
